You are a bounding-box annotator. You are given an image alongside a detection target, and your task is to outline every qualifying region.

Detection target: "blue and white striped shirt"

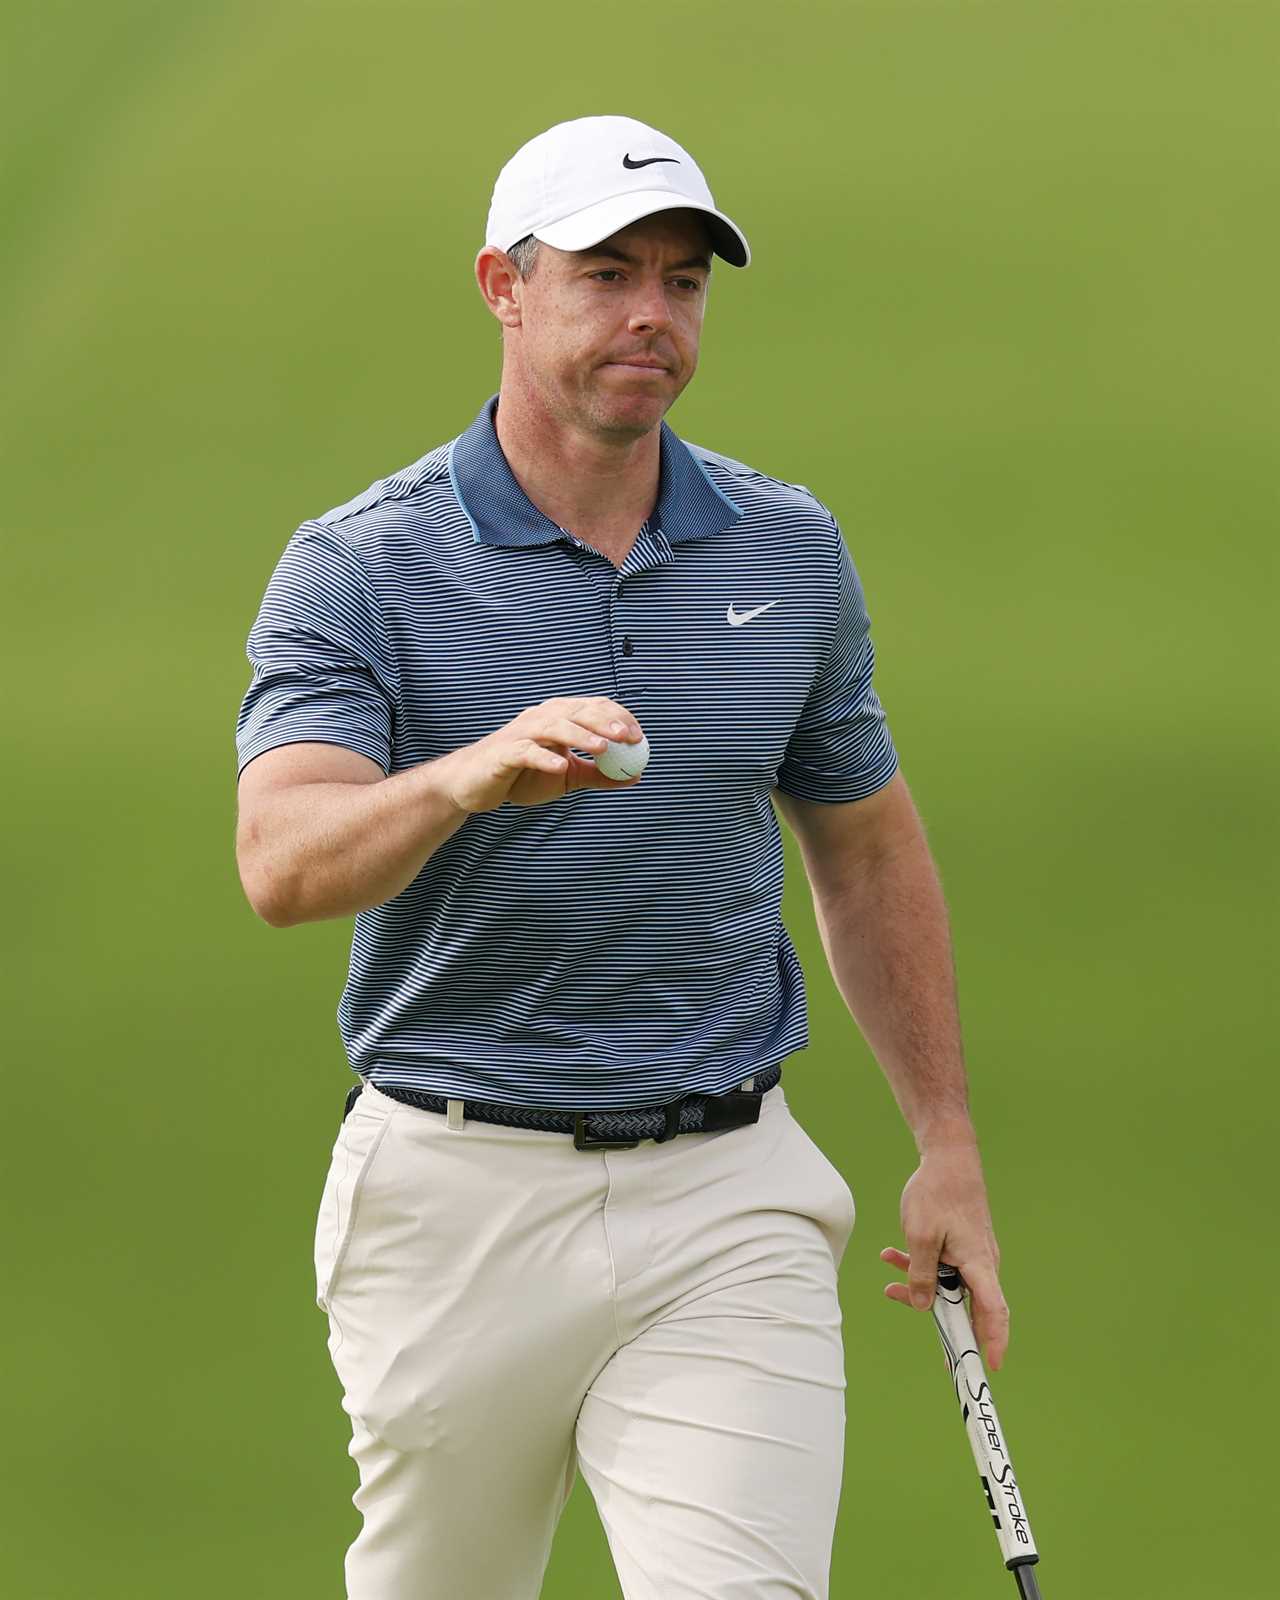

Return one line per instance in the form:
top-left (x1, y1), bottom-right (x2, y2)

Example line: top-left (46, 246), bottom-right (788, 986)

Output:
top-left (236, 395), bottom-right (898, 1108)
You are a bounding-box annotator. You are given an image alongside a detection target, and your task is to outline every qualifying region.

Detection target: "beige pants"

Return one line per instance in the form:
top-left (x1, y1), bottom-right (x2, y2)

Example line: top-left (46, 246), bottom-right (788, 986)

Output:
top-left (315, 1080), bottom-right (856, 1599)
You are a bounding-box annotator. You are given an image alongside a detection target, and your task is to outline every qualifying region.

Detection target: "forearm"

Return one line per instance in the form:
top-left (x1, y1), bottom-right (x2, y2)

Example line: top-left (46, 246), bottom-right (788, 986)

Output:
top-left (809, 828), bottom-right (975, 1152)
top-left (783, 778), bottom-right (1008, 1358)
top-left (240, 756), bottom-right (468, 926)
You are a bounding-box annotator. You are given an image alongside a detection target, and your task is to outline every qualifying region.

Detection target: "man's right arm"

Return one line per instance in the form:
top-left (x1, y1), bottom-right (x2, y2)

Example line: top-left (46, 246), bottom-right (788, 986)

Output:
top-left (235, 697), bottom-right (648, 928)
top-left (235, 742), bottom-right (468, 927)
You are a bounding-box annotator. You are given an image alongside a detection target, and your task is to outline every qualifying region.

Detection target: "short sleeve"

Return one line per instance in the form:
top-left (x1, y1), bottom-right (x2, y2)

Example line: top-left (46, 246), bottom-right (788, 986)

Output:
top-left (775, 517), bottom-right (899, 803)
top-left (235, 522), bottom-right (400, 779)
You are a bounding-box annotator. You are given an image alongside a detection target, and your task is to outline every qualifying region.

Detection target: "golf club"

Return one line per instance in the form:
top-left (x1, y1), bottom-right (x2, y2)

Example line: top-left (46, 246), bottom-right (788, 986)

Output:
top-left (932, 1263), bottom-right (1043, 1598)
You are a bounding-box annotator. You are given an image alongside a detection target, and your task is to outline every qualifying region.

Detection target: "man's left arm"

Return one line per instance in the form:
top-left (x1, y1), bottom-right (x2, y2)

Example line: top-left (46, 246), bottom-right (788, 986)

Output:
top-left (774, 770), bottom-right (1011, 1369)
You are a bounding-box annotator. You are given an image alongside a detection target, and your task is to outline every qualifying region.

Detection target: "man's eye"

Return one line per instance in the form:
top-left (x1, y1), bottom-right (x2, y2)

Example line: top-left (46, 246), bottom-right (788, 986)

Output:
top-left (671, 277), bottom-right (702, 292)
top-left (593, 270), bottom-right (622, 282)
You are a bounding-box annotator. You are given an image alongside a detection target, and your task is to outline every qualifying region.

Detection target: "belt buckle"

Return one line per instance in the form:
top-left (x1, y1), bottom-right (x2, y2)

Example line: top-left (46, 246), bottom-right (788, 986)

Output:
top-left (573, 1111), bottom-right (640, 1151)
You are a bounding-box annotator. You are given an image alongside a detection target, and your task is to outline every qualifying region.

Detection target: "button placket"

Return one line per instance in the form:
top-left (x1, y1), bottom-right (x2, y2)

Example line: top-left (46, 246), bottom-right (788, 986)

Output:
top-left (611, 569), bottom-right (643, 693)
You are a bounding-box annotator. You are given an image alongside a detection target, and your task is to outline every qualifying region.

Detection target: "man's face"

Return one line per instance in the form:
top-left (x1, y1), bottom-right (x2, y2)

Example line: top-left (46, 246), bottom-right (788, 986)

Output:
top-left (508, 210), bottom-right (713, 441)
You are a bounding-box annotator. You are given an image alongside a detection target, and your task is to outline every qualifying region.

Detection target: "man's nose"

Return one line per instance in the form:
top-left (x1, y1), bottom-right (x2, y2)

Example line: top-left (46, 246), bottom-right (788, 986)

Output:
top-left (626, 277), bottom-right (673, 335)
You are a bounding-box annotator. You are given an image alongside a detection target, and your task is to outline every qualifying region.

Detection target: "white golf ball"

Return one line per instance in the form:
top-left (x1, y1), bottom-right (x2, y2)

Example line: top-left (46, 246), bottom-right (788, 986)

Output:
top-left (595, 732), bottom-right (650, 781)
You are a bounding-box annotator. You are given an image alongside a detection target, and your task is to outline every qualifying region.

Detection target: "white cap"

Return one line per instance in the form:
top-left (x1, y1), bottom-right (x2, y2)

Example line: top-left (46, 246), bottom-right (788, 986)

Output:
top-left (484, 115), bottom-right (750, 269)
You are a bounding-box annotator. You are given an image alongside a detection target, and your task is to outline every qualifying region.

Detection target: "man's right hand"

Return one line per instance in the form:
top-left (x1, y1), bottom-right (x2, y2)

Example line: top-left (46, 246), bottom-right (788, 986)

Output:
top-left (441, 697), bottom-right (647, 814)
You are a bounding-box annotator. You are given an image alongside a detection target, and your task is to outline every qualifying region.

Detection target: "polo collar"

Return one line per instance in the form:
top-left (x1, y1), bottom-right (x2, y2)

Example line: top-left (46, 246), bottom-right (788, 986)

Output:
top-left (449, 394), bottom-right (743, 548)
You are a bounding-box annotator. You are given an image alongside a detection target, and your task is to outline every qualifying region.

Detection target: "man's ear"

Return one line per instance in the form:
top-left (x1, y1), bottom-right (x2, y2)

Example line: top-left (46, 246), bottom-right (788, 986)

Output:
top-left (475, 247), bottom-right (523, 329)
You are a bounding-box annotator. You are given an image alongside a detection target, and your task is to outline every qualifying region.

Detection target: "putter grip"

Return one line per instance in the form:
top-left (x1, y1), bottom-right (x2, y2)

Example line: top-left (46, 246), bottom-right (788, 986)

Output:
top-left (932, 1264), bottom-right (1040, 1572)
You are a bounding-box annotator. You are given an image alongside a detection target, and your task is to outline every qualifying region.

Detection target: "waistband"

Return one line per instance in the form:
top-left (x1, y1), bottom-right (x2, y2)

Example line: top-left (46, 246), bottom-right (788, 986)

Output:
top-left (344, 1062), bottom-right (783, 1150)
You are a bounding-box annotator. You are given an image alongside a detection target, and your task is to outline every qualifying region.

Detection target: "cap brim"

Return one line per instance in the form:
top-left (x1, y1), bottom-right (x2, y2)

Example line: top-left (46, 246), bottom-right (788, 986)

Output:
top-left (533, 191), bottom-right (750, 268)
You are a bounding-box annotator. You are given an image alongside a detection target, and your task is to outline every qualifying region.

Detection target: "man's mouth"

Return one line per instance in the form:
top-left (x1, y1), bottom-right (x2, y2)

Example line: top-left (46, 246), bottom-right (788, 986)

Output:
top-left (605, 357), bottom-right (669, 371)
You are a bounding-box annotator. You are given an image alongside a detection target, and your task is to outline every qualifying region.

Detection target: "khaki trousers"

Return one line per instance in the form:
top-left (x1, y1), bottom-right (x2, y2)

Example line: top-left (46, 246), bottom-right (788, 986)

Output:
top-left (314, 1080), bottom-right (856, 1599)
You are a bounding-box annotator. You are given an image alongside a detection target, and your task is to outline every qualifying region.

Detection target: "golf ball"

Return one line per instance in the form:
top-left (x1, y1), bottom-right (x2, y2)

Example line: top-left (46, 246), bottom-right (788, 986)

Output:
top-left (595, 732), bottom-right (650, 781)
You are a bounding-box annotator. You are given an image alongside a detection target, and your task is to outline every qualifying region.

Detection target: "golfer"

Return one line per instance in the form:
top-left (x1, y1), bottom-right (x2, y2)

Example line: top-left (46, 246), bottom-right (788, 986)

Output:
top-left (234, 114), bottom-right (1009, 1600)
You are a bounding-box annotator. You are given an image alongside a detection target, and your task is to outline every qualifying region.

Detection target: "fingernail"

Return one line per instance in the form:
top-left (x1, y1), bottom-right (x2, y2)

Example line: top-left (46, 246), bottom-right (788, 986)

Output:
top-left (610, 721), bottom-right (625, 734)
top-left (913, 1291), bottom-right (931, 1310)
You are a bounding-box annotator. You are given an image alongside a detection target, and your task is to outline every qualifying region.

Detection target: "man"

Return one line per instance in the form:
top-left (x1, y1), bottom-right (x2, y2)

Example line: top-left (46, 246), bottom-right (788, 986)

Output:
top-left (234, 114), bottom-right (1009, 1600)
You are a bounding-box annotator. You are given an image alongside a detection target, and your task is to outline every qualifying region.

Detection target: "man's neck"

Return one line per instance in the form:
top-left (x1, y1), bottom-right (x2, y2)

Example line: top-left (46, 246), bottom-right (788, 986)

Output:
top-left (493, 378), bottom-right (662, 550)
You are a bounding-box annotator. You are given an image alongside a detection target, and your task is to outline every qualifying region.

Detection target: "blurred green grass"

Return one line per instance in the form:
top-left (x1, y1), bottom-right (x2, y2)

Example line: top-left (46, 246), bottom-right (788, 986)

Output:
top-left (3, 1), bottom-right (1275, 1595)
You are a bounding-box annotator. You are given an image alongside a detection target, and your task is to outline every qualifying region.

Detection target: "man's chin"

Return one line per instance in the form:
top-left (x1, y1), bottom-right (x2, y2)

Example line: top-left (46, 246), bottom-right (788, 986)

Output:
top-left (588, 381), bottom-right (677, 436)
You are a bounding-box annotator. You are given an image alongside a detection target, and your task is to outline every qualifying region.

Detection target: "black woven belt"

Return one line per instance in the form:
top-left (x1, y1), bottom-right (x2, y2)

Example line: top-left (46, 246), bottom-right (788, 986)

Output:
top-left (342, 1062), bottom-right (783, 1149)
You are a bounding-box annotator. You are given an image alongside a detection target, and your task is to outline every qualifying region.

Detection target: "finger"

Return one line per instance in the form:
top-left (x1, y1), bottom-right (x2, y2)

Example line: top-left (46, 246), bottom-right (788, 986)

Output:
top-left (520, 715), bottom-right (599, 755)
top-left (545, 718), bottom-right (613, 754)
top-left (590, 701), bottom-right (643, 741)
top-left (569, 756), bottom-right (642, 791)
top-left (498, 739), bottom-right (568, 773)
top-left (560, 752), bottom-right (601, 791)
top-left (881, 1247), bottom-right (914, 1307)
top-left (593, 700), bottom-right (643, 739)
top-left (591, 713), bottom-right (644, 742)
top-left (906, 1234), bottom-right (942, 1311)
top-left (556, 700), bottom-right (643, 741)
top-left (961, 1264), bottom-right (1010, 1371)
top-left (562, 721), bottom-right (649, 762)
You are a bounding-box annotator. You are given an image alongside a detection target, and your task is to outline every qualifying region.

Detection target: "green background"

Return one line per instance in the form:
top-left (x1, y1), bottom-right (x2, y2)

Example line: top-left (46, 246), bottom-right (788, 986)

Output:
top-left (5, 1), bottom-right (1274, 1594)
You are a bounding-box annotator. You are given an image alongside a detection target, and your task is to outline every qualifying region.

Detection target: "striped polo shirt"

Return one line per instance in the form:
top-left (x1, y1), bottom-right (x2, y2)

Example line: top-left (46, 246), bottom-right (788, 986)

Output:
top-left (236, 394), bottom-right (898, 1108)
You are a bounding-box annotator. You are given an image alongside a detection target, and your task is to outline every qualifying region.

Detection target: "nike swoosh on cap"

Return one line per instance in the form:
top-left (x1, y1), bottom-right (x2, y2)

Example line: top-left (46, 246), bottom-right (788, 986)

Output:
top-left (726, 600), bottom-right (781, 627)
top-left (622, 154), bottom-right (681, 170)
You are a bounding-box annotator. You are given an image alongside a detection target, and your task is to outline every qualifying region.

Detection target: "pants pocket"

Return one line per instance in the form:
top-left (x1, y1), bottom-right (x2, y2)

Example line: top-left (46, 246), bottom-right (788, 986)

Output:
top-left (786, 1114), bottom-right (857, 1261)
top-left (314, 1101), bottom-right (394, 1312)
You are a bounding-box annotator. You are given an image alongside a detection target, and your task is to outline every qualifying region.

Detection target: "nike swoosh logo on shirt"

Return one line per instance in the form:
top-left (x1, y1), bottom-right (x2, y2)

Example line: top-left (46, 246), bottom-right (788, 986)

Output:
top-left (726, 600), bottom-right (781, 627)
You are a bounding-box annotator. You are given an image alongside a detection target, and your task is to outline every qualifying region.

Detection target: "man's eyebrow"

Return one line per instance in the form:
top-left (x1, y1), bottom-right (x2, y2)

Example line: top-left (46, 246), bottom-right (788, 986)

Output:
top-left (582, 245), bottom-right (712, 272)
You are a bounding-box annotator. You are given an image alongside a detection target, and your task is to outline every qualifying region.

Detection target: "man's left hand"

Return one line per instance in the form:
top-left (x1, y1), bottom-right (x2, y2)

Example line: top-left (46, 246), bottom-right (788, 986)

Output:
top-left (880, 1139), bottom-right (1010, 1370)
